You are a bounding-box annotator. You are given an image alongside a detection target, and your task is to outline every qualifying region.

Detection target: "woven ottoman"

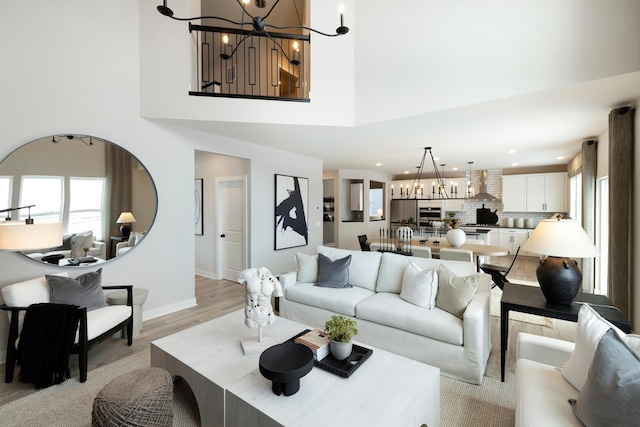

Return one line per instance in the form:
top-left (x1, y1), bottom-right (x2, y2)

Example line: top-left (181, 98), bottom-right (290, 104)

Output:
top-left (92, 367), bottom-right (174, 427)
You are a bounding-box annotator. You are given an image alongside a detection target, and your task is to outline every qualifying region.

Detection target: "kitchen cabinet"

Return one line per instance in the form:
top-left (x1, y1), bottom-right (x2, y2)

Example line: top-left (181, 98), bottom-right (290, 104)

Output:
top-left (497, 229), bottom-right (527, 256)
top-left (525, 173), bottom-right (566, 212)
top-left (502, 173), bottom-right (566, 213)
top-left (444, 199), bottom-right (465, 212)
top-left (502, 175), bottom-right (526, 212)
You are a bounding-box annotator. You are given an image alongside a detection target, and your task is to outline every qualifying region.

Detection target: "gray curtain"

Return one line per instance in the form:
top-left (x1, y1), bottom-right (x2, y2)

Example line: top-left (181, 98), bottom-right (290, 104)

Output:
top-left (106, 144), bottom-right (133, 240)
top-left (608, 107), bottom-right (634, 318)
top-left (581, 140), bottom-right (597, 293)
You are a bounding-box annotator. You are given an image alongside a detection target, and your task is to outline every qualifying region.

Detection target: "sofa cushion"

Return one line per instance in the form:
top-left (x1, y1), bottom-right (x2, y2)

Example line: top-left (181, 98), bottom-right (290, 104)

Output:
top-left (295, 252), bottom-right (318, 283)
top-left (47, 269), bottom-right (107, 311)
top-left (435, 265), bottom-right (480, 319)
top-left (515, 358), bottom-right (582, 427)
top-left (570, 329), bottom-right (640, 426)
top-left (560, 303), bottom-right (626, 391)
top-left (400, 261), bottom-right (438, 309)
top-left (376, 253), bottom-right (476, 294)
top-left (316, 253), bottom-right (352, 288)
top-left (356, 292), bottom-right (463, 345)
top-left (317, 246), bottom-right (381, 291)
top-left (285, 283), bottom-right (374, 317)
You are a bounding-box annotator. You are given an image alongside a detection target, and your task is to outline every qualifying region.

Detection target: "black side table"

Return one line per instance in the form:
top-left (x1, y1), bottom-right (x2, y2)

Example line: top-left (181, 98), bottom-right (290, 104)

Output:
top-left (109, 235), bottom-right (126, 259)
top-left (500, 282), bottom-right (631, 382)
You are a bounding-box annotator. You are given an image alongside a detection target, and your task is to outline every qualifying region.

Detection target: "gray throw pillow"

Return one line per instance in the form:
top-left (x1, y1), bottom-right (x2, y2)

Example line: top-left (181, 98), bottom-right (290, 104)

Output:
top-left (570, 329), bottom-right (640, 425)
top-left (46, 268), bottom-right (106, 311)
top-left (316, 253), bottom-right (352, 288)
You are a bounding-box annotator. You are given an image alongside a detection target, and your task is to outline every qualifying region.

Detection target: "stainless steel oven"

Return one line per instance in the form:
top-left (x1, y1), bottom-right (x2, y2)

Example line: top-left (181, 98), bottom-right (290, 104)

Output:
top-left (418, 201), bottom-right (442, 227)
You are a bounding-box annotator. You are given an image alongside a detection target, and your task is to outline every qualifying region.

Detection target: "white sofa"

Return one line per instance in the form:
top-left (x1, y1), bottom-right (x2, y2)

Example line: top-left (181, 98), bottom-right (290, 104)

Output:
top-left (24, 230), bottom-right (107, 262)
top-left (279, 245), bottom-right (492, 384)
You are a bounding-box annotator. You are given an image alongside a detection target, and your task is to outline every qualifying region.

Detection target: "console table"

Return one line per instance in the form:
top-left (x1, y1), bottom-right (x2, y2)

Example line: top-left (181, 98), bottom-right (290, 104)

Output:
top-left (500, 282), bottom-right (631, 382)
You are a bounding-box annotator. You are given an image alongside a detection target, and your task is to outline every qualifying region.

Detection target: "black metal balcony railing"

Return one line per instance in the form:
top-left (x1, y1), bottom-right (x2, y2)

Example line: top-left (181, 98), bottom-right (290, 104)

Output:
top-left (188, 24), bottom-right (310, 102)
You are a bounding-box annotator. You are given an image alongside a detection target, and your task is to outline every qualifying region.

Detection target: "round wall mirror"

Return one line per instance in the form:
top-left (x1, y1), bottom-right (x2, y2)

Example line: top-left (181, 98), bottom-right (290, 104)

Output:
top-left (0, 134), bottom-right (157, 266)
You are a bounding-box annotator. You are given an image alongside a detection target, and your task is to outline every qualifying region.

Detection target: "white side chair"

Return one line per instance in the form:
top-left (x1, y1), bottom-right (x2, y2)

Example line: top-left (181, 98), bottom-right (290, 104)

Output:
top-left (439, 248), bottom-right (474, 262)
top-left (411, 245), bottom-right (432, 258)
top-left (466, 238), bottom-right (486, 245)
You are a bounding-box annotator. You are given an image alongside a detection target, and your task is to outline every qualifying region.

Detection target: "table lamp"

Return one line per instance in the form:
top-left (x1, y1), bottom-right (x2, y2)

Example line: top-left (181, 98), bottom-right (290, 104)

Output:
top-left (116, 212), bottom-right (136, 239)
top-left (521, 218), bottom-right (599, 305)
top-left (0, 205), bottom-right (62, 251)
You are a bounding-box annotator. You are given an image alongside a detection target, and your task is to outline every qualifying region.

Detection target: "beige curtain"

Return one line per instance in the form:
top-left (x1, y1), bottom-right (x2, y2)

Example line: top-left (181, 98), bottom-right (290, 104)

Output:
top-left (608, 107), bottom-right (634, 318)
top-left (106, 144), bottom-right (133, 240)
top-left (581, 140), bottom-right (597, 293)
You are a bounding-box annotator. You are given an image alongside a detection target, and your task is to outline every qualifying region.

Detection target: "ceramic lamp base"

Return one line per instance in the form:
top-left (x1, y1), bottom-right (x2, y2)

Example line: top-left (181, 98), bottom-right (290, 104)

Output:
top-left (536, 256), bottom-right (582, 305)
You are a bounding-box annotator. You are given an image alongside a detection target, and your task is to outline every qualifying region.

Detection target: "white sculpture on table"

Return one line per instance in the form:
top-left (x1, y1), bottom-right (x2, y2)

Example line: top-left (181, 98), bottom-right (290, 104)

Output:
top-left (236, 267), bottom-right (283, 354)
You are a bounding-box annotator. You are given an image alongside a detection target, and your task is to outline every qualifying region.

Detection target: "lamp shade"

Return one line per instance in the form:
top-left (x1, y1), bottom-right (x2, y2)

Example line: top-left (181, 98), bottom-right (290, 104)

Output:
top-left (0, 222), bottom-right (63, 250)
top-left (521, 219), bottom-right (599, 258)
top-left (116, 212), bottom-right (136, 224)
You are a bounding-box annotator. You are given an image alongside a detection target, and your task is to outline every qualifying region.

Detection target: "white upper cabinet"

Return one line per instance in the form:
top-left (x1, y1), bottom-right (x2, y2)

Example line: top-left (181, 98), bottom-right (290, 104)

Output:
top-left (502, 172), bottom-right (567, 212)
top-left (526, 173), bottom-right (566, 212)
top-left (502, 175), bottom-right (527, 212)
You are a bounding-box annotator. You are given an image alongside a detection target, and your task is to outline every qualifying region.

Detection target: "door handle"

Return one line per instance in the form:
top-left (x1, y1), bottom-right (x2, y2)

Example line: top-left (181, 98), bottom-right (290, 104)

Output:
top-left (220, 234), bottom-right (226, 238)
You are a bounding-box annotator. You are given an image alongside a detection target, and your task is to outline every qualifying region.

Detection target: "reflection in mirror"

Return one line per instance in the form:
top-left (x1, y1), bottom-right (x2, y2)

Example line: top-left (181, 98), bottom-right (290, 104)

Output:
top-left (0, 134), bottom-right (157, 266)
top-left (369, 181), bottom-right (385, 221)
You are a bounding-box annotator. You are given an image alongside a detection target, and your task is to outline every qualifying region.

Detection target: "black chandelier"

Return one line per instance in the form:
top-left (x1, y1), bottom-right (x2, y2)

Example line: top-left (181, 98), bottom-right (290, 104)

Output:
top-left (157, 0), bottom-right (349, 65)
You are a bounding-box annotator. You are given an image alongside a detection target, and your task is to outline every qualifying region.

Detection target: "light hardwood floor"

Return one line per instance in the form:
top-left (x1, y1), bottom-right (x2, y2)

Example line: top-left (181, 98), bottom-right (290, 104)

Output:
top-left (0, 255), bottom-right (574, 405)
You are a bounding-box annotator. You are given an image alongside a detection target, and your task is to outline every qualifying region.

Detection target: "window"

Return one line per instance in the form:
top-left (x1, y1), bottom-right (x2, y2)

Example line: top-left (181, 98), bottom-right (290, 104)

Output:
top-left (0, 176), bottom-right (12, 212)
top-left (595, 177), bottom-right (609, 296)
top-left (68, 178), bottom-right (105, 240)
top-left (19, 176), bottom-right (63, 223)
top-left (369, 181), bottom-right (384, 220)
top-left (569, 173), bottom-right (582, 224)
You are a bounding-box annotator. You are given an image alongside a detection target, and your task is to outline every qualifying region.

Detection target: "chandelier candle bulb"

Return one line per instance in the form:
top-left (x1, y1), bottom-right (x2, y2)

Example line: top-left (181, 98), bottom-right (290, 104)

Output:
top-left (339, 5), bottom-right (345, 27)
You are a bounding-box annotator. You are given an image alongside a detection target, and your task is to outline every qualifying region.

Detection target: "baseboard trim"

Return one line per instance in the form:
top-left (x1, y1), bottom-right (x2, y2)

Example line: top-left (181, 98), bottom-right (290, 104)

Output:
top-left (142, 298), bottom-right (197, 322)
top-left (195, 269), bottom-right (218, 279)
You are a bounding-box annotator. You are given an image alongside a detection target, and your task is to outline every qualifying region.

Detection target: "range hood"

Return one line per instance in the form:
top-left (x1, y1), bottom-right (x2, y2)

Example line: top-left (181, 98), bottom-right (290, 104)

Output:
top-left (469, 170), bottom-right (500, 202)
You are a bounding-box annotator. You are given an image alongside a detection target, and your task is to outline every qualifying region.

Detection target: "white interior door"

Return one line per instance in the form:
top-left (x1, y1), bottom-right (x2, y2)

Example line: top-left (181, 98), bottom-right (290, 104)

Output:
top-left (217, 177), bottom-right (247, 281)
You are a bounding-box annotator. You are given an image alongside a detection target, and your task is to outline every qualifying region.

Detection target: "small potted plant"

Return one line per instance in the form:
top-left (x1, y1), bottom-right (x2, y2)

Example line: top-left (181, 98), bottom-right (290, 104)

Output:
top-left (324, 315), bottom-right (358, 361)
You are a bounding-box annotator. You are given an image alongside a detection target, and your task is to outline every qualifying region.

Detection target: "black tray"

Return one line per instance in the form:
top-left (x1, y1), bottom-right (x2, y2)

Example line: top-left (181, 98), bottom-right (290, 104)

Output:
top-left (288, 330), bottom-right (373, 378)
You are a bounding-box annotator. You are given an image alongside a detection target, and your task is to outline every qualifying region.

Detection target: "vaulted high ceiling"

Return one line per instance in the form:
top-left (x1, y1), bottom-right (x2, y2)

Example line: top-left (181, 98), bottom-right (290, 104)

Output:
top-left (182, 1), bottom-right (640, 175)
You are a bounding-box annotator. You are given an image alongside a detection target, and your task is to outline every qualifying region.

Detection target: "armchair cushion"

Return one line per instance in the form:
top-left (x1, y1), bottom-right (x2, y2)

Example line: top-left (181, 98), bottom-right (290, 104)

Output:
top-left (570, 329), bottom-right (640, 426)
top-left (47, 269), bottom-right (106, 311)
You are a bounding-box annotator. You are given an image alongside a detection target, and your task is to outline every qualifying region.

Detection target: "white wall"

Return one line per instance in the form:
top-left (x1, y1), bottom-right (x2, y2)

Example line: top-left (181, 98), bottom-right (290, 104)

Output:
top-left (0, 0), bottom-right (324, 358)
top-left (139, 0), bottom-right (356, 127)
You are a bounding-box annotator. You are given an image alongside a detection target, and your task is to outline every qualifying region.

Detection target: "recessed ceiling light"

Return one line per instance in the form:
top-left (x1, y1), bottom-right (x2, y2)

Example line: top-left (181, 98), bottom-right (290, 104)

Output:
top-left (452, 167), bottom-right (458, 171)
top-left (507, 150), bottom-right (517, 154)
top-left (557, 156), bottom-right (565, 160)
top-left (404, 171), bottom-right (410, 174)
top-left (375, 162), bottom-right (382, 167)
top-left (512, 163), bottom-right (519, 166)
top-left (433, 157), bottom-right (440, 161)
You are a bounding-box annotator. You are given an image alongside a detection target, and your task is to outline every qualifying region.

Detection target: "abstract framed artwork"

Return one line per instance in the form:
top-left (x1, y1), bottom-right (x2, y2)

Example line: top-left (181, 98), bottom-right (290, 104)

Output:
top-left (275, 174), bottom-right (309, 250)
top-left (195, 178), bottom-right (203, 235)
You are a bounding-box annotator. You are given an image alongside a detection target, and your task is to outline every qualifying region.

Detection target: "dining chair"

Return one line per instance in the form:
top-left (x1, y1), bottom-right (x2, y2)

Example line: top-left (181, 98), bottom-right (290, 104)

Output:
top-left (480, 245), bottom-right (520, 289)
top-left (439, 248), bottom-right (474, 262)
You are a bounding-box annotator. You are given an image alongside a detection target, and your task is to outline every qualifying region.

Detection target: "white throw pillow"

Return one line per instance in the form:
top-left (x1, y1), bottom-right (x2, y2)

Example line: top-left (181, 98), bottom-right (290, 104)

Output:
top-left (295, 252), bottom-right (318, 283)
top-left (560, 303), bottom-right (626, 391)
top-left (400, 261), bottom-right (438, 309)
top-left (434, 265), bottom-right (481, 319)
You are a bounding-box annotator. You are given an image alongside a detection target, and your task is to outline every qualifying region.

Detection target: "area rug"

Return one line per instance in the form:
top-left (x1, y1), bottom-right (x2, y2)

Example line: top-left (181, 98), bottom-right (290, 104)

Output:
top-left (490, 285), bottom-right (554, 328)
top-left (0, 351), bottom-right (199, 427)
top-left (0, 350), bottom-right (516, 427)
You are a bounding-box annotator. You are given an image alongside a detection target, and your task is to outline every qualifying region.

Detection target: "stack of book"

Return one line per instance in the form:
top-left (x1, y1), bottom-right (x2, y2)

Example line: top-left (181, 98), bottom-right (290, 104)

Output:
top-left (294, 329), bottom-right (331, 361)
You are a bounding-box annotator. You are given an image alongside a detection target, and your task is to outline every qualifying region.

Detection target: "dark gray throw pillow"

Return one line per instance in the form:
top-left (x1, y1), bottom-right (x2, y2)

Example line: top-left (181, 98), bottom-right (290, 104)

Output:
top-left (46, 268), bottom-right (106, 311)
top-left (570, 329), bottom-right (640, 425)
top-left (316, 253), bottom-right (352, 288)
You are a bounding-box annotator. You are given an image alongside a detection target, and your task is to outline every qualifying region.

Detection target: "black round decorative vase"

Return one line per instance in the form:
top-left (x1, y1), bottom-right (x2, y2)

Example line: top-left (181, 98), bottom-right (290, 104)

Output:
top-left (259, 342), bottom-right (313, 396)
top-left (536, 256), bottom-right (582, 305)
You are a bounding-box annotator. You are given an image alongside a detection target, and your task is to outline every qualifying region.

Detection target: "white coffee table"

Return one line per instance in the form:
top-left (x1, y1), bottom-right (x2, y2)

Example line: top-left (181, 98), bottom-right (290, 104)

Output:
top-left (151, 310), bottom-right (440, 427)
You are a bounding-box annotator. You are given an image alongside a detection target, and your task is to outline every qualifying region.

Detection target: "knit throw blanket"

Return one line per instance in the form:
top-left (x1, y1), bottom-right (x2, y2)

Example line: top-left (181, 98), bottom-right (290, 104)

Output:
top-left (17, 303), bottom-right (80, 389)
